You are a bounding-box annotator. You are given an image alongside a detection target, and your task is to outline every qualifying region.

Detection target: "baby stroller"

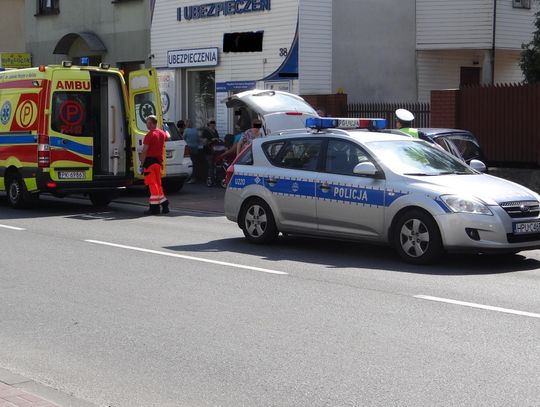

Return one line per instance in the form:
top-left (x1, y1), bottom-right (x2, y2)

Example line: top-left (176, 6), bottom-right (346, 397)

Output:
top-left (206, 138), bottom-right (228, 187)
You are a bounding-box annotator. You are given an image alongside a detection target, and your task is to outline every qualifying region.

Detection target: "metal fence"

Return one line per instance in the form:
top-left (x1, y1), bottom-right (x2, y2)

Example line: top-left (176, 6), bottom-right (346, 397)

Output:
top-left (347, 102), bottom-right (431, 128)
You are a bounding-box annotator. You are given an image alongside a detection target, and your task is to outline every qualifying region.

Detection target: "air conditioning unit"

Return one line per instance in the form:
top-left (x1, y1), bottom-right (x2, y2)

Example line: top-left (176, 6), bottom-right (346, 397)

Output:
top-left (513, 0), bottom-right (531, 9)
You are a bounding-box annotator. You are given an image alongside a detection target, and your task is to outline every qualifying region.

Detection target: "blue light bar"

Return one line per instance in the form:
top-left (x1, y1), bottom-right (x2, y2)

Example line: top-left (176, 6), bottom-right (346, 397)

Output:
top-left (306, 117), bottom-right (387, 130)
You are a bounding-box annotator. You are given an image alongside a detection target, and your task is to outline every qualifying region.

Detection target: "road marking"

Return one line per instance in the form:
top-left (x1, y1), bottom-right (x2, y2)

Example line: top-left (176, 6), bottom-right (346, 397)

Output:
top-left (85, 239), bottom-right (288, 276)
top-left (0, 224), bottom-right (25, 231)
top-left (415, 295), bottom-right (540, 319)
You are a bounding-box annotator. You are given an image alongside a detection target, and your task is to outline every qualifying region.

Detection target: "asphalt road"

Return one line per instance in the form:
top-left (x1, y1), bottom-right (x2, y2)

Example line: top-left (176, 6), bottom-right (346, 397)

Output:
top-left (0, 190), bottom-right (539, 407)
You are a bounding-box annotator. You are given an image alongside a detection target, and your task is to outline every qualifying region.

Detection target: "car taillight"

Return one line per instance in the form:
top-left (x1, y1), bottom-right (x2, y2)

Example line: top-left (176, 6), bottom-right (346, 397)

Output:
top-left (38, 135), bottom-right (50, 167)
top-left (184, 145), bottom-right (191, 157)
top-left (225, 163), bottom-right (235, 187)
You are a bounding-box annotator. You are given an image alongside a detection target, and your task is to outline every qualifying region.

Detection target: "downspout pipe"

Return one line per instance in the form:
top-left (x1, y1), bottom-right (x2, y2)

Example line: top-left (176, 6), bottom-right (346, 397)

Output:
top-left (491, 0), bottom-right (497, 84)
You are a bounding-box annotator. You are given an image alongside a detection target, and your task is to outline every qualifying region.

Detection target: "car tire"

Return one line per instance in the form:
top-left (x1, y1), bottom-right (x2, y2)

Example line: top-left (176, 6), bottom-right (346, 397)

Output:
top-left (6, 172), bottom-right (33, 209)
top-left (240, 198), bottom-right (278, 244)
top-left (89, 192), bottom-right (114, 208)
top-left (393, 209), bottom-right (443, 264)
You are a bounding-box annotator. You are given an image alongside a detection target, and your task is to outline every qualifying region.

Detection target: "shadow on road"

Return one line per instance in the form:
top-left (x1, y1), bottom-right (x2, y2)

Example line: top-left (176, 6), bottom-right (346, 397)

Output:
top-left (164, 234), bottom-right (540, 276)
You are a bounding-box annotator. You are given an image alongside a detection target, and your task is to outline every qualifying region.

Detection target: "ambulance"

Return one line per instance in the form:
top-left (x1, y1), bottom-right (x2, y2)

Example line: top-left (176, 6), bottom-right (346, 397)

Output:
top-left (0, 62), bottom-right (162, 208)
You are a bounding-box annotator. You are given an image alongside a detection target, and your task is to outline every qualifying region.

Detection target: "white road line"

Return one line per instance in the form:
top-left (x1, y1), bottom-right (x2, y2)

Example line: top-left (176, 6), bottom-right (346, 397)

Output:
top-left (85, 239), bottom-right (288, 276)
top-left (415, 295), bottom-right (540, 319)
top-left (0, 224), bottom-right (25, 231)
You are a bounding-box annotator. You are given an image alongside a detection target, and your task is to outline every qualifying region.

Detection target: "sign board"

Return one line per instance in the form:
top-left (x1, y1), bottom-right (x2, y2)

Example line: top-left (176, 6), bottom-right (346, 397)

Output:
top-left (216, 81), bottom-right (256, 92)
top-left (264, 81), bottom-right (290, 92)
top-left (167, 47), bottom-right (218, 68)
top-left (157, 70), bottom-right (176, 121)
top-left (0, 53), bottom-right (32, 69)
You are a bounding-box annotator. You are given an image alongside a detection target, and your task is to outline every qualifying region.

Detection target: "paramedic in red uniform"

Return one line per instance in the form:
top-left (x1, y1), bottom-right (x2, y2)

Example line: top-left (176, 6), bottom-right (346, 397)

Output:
top-left (139, 115), bottom-right (170, 215)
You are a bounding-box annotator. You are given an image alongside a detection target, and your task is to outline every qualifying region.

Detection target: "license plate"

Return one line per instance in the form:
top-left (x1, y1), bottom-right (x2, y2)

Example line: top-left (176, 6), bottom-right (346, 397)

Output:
top-left (58, 171), bottom-right (86, 179)
top-left (513, 221), bottom-right (540, 235)
top-left (166, 151), bottom-right (173, 159)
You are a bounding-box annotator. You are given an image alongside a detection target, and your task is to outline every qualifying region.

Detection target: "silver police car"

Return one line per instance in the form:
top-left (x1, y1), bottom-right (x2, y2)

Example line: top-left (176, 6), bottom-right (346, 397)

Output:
top-left (224, 118), bottom-right (540, 264)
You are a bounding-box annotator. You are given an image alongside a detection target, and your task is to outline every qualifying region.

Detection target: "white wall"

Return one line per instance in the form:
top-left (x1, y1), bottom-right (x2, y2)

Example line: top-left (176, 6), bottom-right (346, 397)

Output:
top-left (332, 0), bottom-right (417, 102)
top-left (495, 0), bottom-right (539, 49)
top-left (417, 0), bottom-right (494, 50)
top-left (0, 0), bottom-right (25, 52)
top-left (152, 0), bottom-right (299, 85)
top-left (298, 0), bottom-right (332, 95)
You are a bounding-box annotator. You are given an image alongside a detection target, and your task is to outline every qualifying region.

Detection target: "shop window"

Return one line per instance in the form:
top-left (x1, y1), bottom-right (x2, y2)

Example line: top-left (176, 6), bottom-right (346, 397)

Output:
top-left (36, 0), bottom-right (59, 15)
top-left (223, 31), bottom-right (264, 53)
top-left (187, 70), bottom-right (215, 128)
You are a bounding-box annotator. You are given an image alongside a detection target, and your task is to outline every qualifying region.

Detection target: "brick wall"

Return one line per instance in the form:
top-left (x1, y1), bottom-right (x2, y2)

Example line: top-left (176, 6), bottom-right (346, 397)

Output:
top-left (430, 90), bottom-right (458, 128)
top-left (301, 94), bottom-right (348, 116)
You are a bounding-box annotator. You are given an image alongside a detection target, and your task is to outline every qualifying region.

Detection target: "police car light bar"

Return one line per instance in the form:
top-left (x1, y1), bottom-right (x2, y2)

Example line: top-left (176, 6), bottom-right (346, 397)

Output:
top-left (306, 117), bottom-right (387, 130)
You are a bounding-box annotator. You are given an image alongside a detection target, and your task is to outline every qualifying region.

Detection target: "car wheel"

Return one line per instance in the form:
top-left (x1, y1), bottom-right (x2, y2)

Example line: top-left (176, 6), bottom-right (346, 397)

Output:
top-left (393, 209), bottom-right (443, 264)
top-left (240, 198), bottom-right (278, 244)
top-left (6, 173), bottom-right (32, 209)
top-left (89, 192), bottom-right (113, 208)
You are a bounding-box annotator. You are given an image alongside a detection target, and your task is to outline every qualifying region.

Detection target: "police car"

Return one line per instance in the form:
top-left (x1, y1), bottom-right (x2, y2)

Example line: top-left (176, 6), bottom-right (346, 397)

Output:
top-left (224, 117), bottom-right (540, 264)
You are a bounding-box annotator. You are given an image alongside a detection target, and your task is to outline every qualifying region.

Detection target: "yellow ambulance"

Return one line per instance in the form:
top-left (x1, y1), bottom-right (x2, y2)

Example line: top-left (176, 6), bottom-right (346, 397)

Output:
top-left (0, 62), bottom-right (162, 208)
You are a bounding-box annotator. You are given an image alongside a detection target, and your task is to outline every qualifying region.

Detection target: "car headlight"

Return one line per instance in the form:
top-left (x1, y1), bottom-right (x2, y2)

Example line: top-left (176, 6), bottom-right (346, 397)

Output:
top-left (440, 195), bottom-right (493, 215)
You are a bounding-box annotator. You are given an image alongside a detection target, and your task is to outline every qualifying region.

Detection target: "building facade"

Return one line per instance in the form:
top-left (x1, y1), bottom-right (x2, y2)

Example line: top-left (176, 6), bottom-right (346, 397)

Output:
top-left (24, 0), bottom-right (152, 74)
top-left (152, 0), bottom-right (537, 133)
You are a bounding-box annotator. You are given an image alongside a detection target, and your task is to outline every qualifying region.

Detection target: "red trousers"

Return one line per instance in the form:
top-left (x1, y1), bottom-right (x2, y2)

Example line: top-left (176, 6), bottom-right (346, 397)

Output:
top-left (144, 163), bottom-right (166, 206)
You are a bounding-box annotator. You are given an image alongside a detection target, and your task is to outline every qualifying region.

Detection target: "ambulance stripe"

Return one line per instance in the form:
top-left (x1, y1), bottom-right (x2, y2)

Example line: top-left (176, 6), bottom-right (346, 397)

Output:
top-left (0, 134), bottom-right (36, 144)
top-left (50, 150), bottom-right (92, 166)
top-left (0, 145), bottom-right (36, 162)
top-left (0, 80), bottom-right (39, 89)
top-left (50, 136), bottom-right (93, 156)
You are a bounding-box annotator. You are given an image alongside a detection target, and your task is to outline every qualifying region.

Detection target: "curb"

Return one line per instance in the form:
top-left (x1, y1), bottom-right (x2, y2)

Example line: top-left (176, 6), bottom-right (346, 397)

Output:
top-left (0, 368), bottom-right (96, 407)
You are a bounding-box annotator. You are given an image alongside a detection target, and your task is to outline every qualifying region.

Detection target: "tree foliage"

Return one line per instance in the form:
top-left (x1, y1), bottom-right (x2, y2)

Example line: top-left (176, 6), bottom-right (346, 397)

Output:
top-left (520, 9), bottom-right (540, 83)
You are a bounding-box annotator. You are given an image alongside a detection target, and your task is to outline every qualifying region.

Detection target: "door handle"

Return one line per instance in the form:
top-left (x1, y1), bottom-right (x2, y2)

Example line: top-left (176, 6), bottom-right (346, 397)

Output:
top-left (267, 177), bottom-right (277, 186)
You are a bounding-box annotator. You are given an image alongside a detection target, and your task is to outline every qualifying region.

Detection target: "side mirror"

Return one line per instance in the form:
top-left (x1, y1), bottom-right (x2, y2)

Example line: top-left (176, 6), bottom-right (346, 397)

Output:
top-left (353, 162), bottom-right (378, 176)
top-left (469, 159), bottom-right (487, 173)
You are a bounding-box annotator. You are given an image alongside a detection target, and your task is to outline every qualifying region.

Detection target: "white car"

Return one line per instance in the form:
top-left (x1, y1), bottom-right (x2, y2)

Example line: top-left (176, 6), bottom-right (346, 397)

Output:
top-left (224, 90), bottom-right (318, 135)
top-left (162, 121), bottom-right (192, 192)
top-left (224, 118), bottom-right (540, 264)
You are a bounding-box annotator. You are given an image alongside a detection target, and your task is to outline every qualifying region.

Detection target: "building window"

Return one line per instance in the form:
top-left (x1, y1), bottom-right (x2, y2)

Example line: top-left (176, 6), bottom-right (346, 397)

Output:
top-left (36, 0), bottom-right (59, 15)
top-left (513, 0), bottom-right (531, 9)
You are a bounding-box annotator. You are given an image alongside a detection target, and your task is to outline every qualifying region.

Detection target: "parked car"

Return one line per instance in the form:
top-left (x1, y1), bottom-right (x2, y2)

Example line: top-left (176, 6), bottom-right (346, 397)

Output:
top-left (162, 121), bottom-right (192, 192)
top-left (224, 90), bottom-right (318, 134)
top-left (224, 119), bottom-right (540, 264)
top-left (391, 128), bottom-right (487, 172)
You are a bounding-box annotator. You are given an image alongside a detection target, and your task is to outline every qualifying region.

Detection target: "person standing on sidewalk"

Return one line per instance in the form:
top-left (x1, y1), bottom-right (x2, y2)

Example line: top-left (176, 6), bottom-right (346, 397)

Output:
top-left (139, 115), bottom-right (170, 215)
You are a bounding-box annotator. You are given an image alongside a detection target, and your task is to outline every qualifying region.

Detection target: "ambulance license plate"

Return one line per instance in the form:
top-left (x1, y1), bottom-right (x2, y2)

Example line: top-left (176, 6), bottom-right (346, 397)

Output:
top-left (166, 150), bottom-right (173, 159)
top-left (513, 221), bottom-right (540, 235)
top-left (58, 171), bottom-right (86, 179)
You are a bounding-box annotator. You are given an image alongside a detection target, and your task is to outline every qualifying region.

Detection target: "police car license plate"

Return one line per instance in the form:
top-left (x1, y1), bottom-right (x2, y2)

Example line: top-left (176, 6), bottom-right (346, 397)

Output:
top-left (58, 171), bottom-right (86, 179)
top-left (513, 221), bottom-right (540, 235)
top-left (166, 150), bottom-right (173, 159)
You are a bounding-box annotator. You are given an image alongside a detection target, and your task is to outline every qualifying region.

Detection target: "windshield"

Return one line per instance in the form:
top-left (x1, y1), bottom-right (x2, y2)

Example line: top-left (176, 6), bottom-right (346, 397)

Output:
top-left (367, 140), bottom-right (476, 176)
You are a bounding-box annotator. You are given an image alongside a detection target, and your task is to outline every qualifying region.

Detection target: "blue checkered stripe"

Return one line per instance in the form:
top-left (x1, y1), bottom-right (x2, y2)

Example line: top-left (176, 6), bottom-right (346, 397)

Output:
top-left (230, 173), bottom-right (409, 207)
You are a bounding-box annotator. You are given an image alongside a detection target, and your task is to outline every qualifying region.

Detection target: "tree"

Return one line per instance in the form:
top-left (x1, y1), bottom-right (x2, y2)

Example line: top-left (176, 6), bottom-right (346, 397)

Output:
top-left (520, 9), bottom-right (540, 83)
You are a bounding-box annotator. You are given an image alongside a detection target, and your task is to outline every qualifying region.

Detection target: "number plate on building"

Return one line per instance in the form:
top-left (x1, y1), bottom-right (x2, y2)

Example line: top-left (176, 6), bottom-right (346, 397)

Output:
top-left (513, 221), bottom-right (540, 234)
top-left (58, 171), bottom-right (86, 179)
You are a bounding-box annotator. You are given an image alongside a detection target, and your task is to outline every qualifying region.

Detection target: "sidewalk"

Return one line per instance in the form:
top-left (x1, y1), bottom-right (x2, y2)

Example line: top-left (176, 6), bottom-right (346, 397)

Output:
top-left (117, 180), bottom-right (226, 213)
top-left (0, 368), bottom-right (95, 407)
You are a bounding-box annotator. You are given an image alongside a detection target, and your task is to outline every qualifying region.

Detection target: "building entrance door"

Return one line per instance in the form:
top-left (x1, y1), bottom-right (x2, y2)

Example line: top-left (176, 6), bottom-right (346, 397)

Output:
top-left (187, 70), bottom-right (215, 128)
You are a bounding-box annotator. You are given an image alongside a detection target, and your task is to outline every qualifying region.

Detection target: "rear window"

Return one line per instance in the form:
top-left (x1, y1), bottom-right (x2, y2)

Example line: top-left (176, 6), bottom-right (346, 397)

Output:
top-left (164, 122), bottom-right (181, 141)
top-left (236, 145), bottom-right (253, 165)
top-left (51, 92), bottom-right (93, 137)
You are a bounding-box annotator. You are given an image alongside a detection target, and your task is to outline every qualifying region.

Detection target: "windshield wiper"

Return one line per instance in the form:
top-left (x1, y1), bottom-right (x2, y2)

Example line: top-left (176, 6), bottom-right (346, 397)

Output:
top-left (437, 171), bottom-right (471, 175)
top-left (403, 172), bottom-right (437, 176)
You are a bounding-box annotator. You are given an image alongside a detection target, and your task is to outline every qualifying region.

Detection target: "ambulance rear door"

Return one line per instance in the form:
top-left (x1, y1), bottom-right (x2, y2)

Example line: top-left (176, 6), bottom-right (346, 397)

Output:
top-left (128, 68), bottom-right (163, 180)
top-left (49, 69), bottom-right (94, 182)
